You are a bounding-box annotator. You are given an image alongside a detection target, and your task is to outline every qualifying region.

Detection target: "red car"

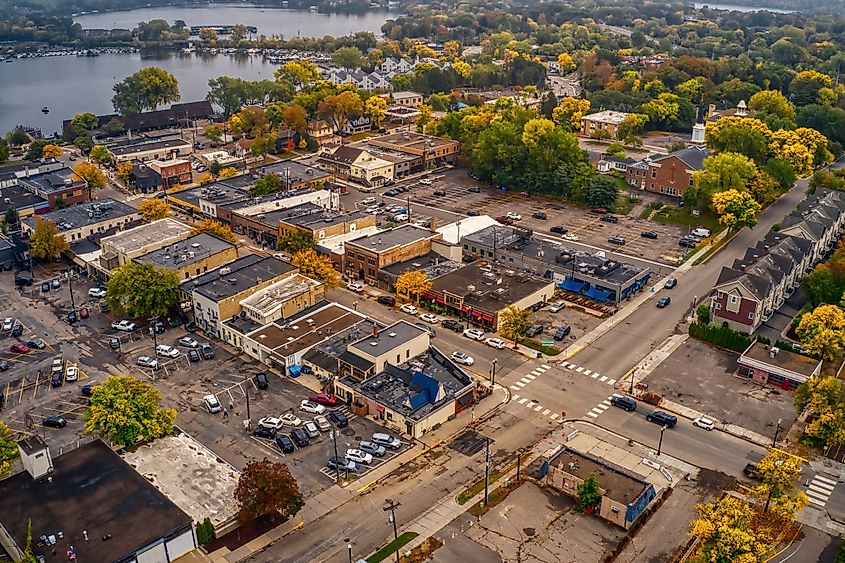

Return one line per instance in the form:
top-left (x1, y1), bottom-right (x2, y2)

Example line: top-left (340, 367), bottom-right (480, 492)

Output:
top-left (495, 215), bottom-right (514, 225)
top-left (591, 207), bottom-right (608, 214)
top-left (10, 343), bottom-right (30, 353)
top-left (309, 393), bottom-right (339, 407)
top-left (518, 191), bottom-right (530, 198)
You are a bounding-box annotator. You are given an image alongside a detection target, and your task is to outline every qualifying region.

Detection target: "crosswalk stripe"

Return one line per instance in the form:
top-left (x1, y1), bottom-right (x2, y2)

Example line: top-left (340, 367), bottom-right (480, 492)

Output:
top-left (576, 367), bottom-right (584, 373)
top-left (586, 411), bottom-right (599, 418)
top-left (518, 398), bottom-right (528, 405)
top-left (510, 385), bottom-right (521, 391)
top-left (591, 372), bottom-right (600, 379)
top-left (534, 405), bottom-right (544, 412)
top-left (531, 370), bottom-right (542, 376)
top-left (811, 480), bottom-right (836, 491)
top-left (542, 409), bottom-right (550, 415)
top-left (527, 402), bottom-right (536, 408)
top-left (806, 490), bottom-right (830, 502)
top-left (512, 394), bottom-right (520, 401)
top-left (808, 497), bottom-right (826, 506)
top-left (814, 476), bottom-right (838, 487)
top-left (519, 377), bottom-right (531, 384)
top-left (808, 487), bottom-right (833, 499)
top-left (549, 413), bottom-right (559, 420)
top-left (542, 364), bottom-right (551, 369)
top-left (525, 374), bottom-right (536, 380)
top-left (607, 379), bottom-right (616, 385)
top-left (583, 370), bottom-right (592, 376)
top-left (567, 363), bottom-right (575, 369)
top-left (599, 376), bottom-right (608, 382)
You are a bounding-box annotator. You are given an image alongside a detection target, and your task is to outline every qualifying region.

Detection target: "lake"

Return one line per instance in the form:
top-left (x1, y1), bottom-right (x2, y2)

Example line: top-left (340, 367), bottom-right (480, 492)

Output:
top-left (692, 2), bottom-right (796, 12)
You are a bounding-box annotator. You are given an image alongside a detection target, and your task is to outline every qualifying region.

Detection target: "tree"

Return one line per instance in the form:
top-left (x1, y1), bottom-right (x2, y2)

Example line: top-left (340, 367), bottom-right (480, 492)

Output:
top-left (66, 112), bottom-right (99, 141)
top-left (0, 421), bottom-right (18, 478)
top-left (208, 160), bottom-right (223, 178)
top-left (748, 171), bottom-right (780, 206)
top-left (138, 199), bottom-right (171, 221)
top-left (204, 125), bottom-right (223, 145)
top-left (416, 104), bottom-right (433, 133)
top-left (254, 173), bottom-right (283, 196)
top-left (704, 116), bottom-right (772, 164)
top-left (711, 189), bottom-right (761, 233)
top-left (85, 375), bottom-right (177, 448)
top-left (748, 90), bottom-right (795, 121)
top-left (364, 96), bottom-right (388, 128)
top-left (318, 91), bottom-right (363, 135)
top-left (235, 458), bottom-right (304, 521)
top-left (112, 67), bottom-right (180, 115)
top-left (102, 118), bottom-right (126, 137)
top-left (796, 304), bottom-right (845, 360)
top-left (41, 144), bottom-right (62, 159)
top-left (4, 207), bottom-right (18, 227)
top-left (552, 97), bottom-right (590, 131)
top-left (395, 270), bottom-right (433, 304)
top-left (291, 248), bottom-right (340, 289)
top-left (277, 231), bottom-right (314, 254)
top-left (557, 52), bottom-right (575, 73)
top-left (218, 167), bottom-right (239, 179)
top-left (89, 145), bottom-right (113, 167)
top-left (332, 46), bottom-right (364, 72)
top-left (753, 449), bottom-right (809, 515)
top-left (275, 61), bottom-right (320, 90)
top-left (692, 152), bottom-right (758, 205)
top-left (605, 143), bottom-right (626, 158)
top-left (116, 161), bottom-right (134, 187)
top-left (106, 262), bottom-right (180, 319)
top-left (20, 519), bottom-right (38, 563)
top-left (789, 70), bottom-right (832, 106)
top-left (498, 305), bottom-right (532, 346)
top-left (25, 139), bottom-right (49, 161)
top-left (585, 176), bottom-right (619, 210)
top-left (795, 375), bottom-right (845, 448)
top-left (689, 496), bottom-right (767, 562)
top-left (190, 219), bottom-right (236, 243)
top-left (283, 105), bottom-right (308, 134)
top-left (73, 161), bottom-right (106, 200)
top-left (29, 217), bottom-right (68, 261)
top-left (575, 473), bottom-right (602, 512)
top-left (6, 127), bottom-right (29, 146)
top-left (769, 127), bottom-right (832, 176)
top-left (207, 76), bottom-right (248, 117)
top-left (0, 138), bottom-right (8, 163)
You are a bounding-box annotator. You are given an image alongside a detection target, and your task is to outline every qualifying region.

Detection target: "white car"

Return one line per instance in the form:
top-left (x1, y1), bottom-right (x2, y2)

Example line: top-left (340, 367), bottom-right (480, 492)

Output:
top-left (691, 228), bottom-right (711, 238)
top-left (137, 355), bottom-right (159, 369)
top-left (693, 417), bottom-right (716, 431)
top-left (451, 351), bottom-right (474, 366)
top-left (419, 313), bottom-right (439, 324)
top-left (178, 336), bottom-right (199, 348)
top-left (463, 328), bottom-right (485, 341)
top-left (563, 233), bottom-right (579, 241)
top-left (393, 213), bottom-right (409, 222)
top-left (2, 318), bottom-right (12, 331)
top-left (506, 211), bottom-right (522, 220)
top-left (314, 415), bottom-right (332, 432)
top-left (347, 282), bottom-right (364, 293)
top-left (111, 320), bottom-right (136, 332)
top-left (346, 448), bottom-right (373, 465)
top-left (485, 337), bottom-right (506, 350)
top-left (65, 365), bottom-right (79, 382)
top-left (300, 400), bottom-right (326, 415)
top-left (203, 394), bottom-right (222, 413)
top-left (88, 287), bottom-right (107, 298)
top-left (419, 178), bottom-right (432, 185)
top-left (400, 304), bottom-right (418, 315)
top-left (549, 302), bottom-right (565, 313)
top-left (281, 413), bottom-right (302, 427)
top-left (259, 417), bottom-right (284, 430)
top-left (156, 345), bottom-right (180, 358)
top-left (362, 196), bottom-right (377, 206)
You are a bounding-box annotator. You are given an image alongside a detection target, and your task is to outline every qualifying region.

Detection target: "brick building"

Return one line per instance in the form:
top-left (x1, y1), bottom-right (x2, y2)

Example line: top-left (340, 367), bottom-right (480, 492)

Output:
top-left (147, 159), bottom-right (193, 189)
top-left (625, 147), bottom-right (708, 198)
top-left (345, 225), bottom-right (442, 284)
top-left (17, 166), bottom-right (88, 208)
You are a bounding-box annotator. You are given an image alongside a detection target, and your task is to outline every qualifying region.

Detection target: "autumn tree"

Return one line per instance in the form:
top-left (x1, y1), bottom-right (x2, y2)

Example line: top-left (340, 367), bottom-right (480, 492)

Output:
top-left (235, 458), bottom-right (304, 521)
top-left (0, 421), bottom-right (18, 478)
top-left (204, 125), bottom-right (223, 145)
top-left (275, 60), bottom-right (320, 90)
top-left (692, 152), bottom-right (758, 205)
top-left (73, 161), bottom-right (106, 200)
top-left (552, 97), bottom-right (590, 131)
top-left (395, 270), bottom-right (433, 304)
top-left (711, 189), bottom-right (761, 233)
top-left (689, 496), bottom-right (767, 562)
top-left (318, 91), bottom-right (363, 135)
top-left (283, 105), bottom-right (308, 134)
top-left (85, 375), bottom-right (177, 448)
top-left (769, 128), bottom-right (832, 176)
top-left (41, 143), bottom-right (63, 159)
top-left (106, 262), bottom-right (180, 319)
top-left (796, 304), bottom-right (845, 360)
top-left (89, 145), bottom-right (113, 167)
top-left (277, 231), bottom-right (314, 254)
top-left (789, 70), bottom-right (832, 106)
top-left (254, 173), bottom-right (283, 196)
top-left (753, 450), bottom-right (809, 515)
top-left (112, 67), bottom-right (180, 115)
top-left (416, 104), bottom-right (433, 133)
top-left (794, 375), bottom-right (845, 448)
top-left (138, 199), bottom-right (171, 222)
top-left (557, 52), bottom-right (575, 73)
top-left (190, 219), bottom-right (236, 243)
top-left (364, 96), bottom-right (388, 128)
top-left (704, 116), bottom-right (772, 164)
top-left (748, 90), bottom-right (795, 121)
top-left (116, 161), bottom-right (134, 187)
top-left (218, 166), bottom-right (239, 179)
top-left (498, 305), bottom-right (532, 346)
top-left (291, 248), bottom-right (340, 289)
top-left (29, 217), bottom-right (68, 261)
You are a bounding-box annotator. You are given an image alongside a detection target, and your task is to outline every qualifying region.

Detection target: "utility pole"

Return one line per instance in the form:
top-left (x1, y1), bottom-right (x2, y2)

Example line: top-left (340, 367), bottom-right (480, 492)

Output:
top-left (490, 358), bottom-right (498, 387)
top-left (517, 447), bottom-right (525, 483)
top-left (484, 437), bottom-right (491, 506)
top-left (383, 499), bottom-right (401, 563)
top-left (67, 270), bottom-right (76, 311)
top-left (244, 385), bottom-right (251, 430)
top-left (656, 425), bottom-right (667, 456)
top-left (332, 429), bottom-right (340, 484)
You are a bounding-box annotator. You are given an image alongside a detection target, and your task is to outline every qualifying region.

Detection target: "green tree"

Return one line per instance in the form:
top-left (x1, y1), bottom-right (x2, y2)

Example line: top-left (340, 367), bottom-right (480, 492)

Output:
top-left (25, 139), bottom-right (49, 161)
top-left (106, 262), bottom-right (180, 319)
top-left (208, 160), bottom-right (223, 178)
top-left (254, 173), bottom-right (283, 196)
top-left (204, 125), bottom-right (223, 145)
top-left (89, 145), bottom-right (113, 167)
top-left (21, 520), bottom-right (37, 563)
top-left (6, 127), bottom-right (29, 146)
top-left (235, 458), bottom-right (304, 521)
top-left (85, 375), bottom-right (177, 448)
top-left (291, 248), bottom-right (340, 289)
top-left (498, 305), bottom-right (532, 346)
top-left (102, 118), bottom-right (126, 137)
top-left (29, 217), bottom-right (68, 261)
top-left (112, 67), bottom-right (180, 115)
top-left (0, 421), bottom-right (18, 478)
top-left (277, 231), bottom-right (314, 254)
top-left (190, 219), bottom-right (236, 243)
top-left (66, 112), bottom-right (98, 141)
top-left (4, 207), bottom-right (18, 227)
top-left (605, 143), bottom-right (626, 158)
top-left (796, 304), bottom-right (845, 360)
top-left (576, 473), bottom-right (602, 512)
top-left (0, 138), bottom-right (9, 163)
top-left (207, 76), bottom-right (247, 117)
top-left (585, 176), bottom-right (619, 210)
top-left (332, 46), bottom-right (364, 72)
top-left (317, 91), bottom-right (363, 135)
top-left (275, 60), bottom-right (320, 90)
top-left (763, 159), bottom-right (796, 191)
top-left (692, 152), bottom-right (758, 205)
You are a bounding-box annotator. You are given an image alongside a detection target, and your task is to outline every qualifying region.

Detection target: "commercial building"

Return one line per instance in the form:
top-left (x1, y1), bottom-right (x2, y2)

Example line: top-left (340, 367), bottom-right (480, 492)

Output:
top-left (183, 254), bottom-right (298, 338)
top-left (580, 110), bottom-right (631, 139)
top-left (377, 250), bottom-right (463, 293)
top-left (21, 198), bottom-right (141, 244)
top-left (345, 225), bottom-right (443, 284)
top-left (317, 146), bottom-right (395, 188)
top-left (625, 147), bottom-right (709, 198)
top-left (541, 447), bottom-right (656, 530)
top-left (0, 437), bottom-right (196, 563)
top-left (147, 158), bottom-right (193, 189)
top-left (364, 132), bottom-right (460, 171)
top-left (231, 188), bottom-right (341, 247)
top-left (737, 342), bottom-right (822, 391)
top-left (62, 100), bottom-right (215, 138)
top-left (279, 206), bottom-right (376, 244)
top-left (379, 91), bottom-right (424, 108)
top-left (0, 183), bottom-right (49, 222)
top-left (166, 175), bottom-right (255, 218)
top-left (108, 138), bottom-right (193, 163)
top-left (96, 218), bottom-right (193, 274)
top-left (461, 225), bottom-right (650, 306)
top-left (255, 160), bottom-right (335, 191)
top-left (16, 166), bottom-right (88, 208)
top-left (238, 274), bottom-right (325, 325)
top-left (134, 232), bottom-right (239, 281)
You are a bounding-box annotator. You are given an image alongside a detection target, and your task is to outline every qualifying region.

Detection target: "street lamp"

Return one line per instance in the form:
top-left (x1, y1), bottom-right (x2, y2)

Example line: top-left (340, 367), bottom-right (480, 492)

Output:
top-left (383, 499), bottom-right (401, 563)
top-left (490, 358), bottom-right (498, 388)
top-left (516, 447), bottom-right (526, 483)
top-left (772, 418), bottom-right (783, 447)
top-left (656, 425), bottom-right (667, 456)
top-left (345, 538), bottom-right (353, 563)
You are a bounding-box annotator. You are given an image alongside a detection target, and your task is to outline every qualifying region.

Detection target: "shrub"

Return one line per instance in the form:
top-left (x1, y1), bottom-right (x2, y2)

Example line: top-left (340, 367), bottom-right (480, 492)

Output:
top-left (695, 304), bottom-right (711, 324)
top-left (196, 517), bottom-right (215, 545)
top-left (689, 322), bottom-right (753, 352)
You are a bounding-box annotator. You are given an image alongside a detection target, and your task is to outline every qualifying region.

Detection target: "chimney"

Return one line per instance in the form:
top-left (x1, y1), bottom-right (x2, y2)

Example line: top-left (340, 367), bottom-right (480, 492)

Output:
top-left (17, 435), bottom-right (53, 479)
top-left (372, 320), bottom-right (378, 337)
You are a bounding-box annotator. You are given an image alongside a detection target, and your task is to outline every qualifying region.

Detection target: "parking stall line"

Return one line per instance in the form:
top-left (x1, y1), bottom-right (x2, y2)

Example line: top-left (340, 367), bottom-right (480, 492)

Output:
top-left (549, 413), bottom-right (559, 421)
top-left (542, 409), bottom-right (551, 416)
top-left (533, 404), bottom-right (544, 412)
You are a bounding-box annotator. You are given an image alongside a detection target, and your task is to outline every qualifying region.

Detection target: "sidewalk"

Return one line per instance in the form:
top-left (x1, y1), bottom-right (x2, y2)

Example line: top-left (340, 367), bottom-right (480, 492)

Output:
top-left (206, 386), bottom-right (509, 563)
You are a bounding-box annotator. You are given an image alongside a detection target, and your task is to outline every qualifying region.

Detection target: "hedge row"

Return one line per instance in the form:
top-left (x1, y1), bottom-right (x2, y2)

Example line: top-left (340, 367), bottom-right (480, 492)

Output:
top-left (688, 322), bottom-right (753, 353)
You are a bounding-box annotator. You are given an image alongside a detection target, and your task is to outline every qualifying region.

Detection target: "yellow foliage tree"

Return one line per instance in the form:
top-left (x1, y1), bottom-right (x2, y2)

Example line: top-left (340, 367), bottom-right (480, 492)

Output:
top-left (291, 248), bottom-right (340, 289)
top-left (769, 128), bottom-right (832, 176)
top-left (364, 96), bottom-right (388, 127)
top-left (689, 496), bottom-right (767, 563)
top-left (552, 97), bottom-right (590, 131)
top-left (796, 304), bottom-right (845, 360)
top-left (452, 60), bottom-right (471, 79)
top-left (218, 167), bottom-right (239, 179)
top-left (29, 217), bottom-right (69, 260)
top-left (72, 161), bottom-right (106, 200)
top-left (498, 305), bottom-right (532, 346)
top-left (138, 198), bottom-right (171, 222)
top-left (190, 219), bottom-right (236, 243)
top-left (521, 118), bottom-right (555, 147)
top-left (557, 52), bottom-right (575, 72)
top-left (747, 90), bottom-right (795, 121)
top-left (116, 161), bottom-right (133, 186)
top-left (41, 144), bottom-right (63, 159)
top-left (395, 270), bottom-right (432, 304)
top-left (711, 189), bottom-right (761, 233)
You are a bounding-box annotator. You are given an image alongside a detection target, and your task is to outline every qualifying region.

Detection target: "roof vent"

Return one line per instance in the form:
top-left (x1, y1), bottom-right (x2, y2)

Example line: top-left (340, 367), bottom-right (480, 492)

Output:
top-left (388, 332), bottom-right (397, 337)
top-left (370, 341), bottom-right (379, 346)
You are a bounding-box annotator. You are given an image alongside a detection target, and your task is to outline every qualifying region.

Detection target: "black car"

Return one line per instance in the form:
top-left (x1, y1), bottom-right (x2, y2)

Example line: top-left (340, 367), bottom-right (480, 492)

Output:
top-left (641, 231), bottom-right (658, 239)
top-left (384, 189), bottom-right (398, 197)
top-left (11, 323), bottom-right (23, 337)
top-left (187, 349), bottom-right (201, 362)
top-left (532, 212), bottom-right (547, 220)
top-left (743, 463), bottom-right (760, 479)
top-left (151, 318), bottom-right (165, 334)
top-left (377, 295), bottom-right (396, 306)
top-left (433, 190), bottom-right (446, 196)
top-left (81, 384), bottom-right (93, 396)
top-left (109, 337), bottom-right (120, 350)
top-left (276, 434), bottom-right (295, 453)
top-left (679, 238), bottom-right (698, 248)
top-left (50, 371), bottom-right (63, 387)
top-left (656, 296), bottom-right (671, 308)
top-left (466, 210), bottom-right (480, 216)
top-left (201, 343), bottom-right (214, 359)
top-left (610, 395), bottom-right (637, 412)
top-left (253, 425), bottom-right (277, 439)
top-left (67, 311), bottom-right (77, 324)
top-left (99, 300), bottom-right (110, 312)
top-left (664, 277), bottom-right (677, 289)
top-left (553, 325), bottom-right (571, 341)
top-left (41, 281), bottom-right (50, 292)
top-left (290, 427), bottom-right (310, 447)
top-left (646, 410), bottom-right (678, 428)
top-left (43, 415), bottom-right (67, 428)
top-left (550, 226), bottom-right (568, 235)
top-left (27, 338), bottom-right (46, 350)
top-left (525, 324), bottom-right (544, 337)
top-left (255, 372), bottom-right (269, 390)
top-left (442, 319), bottom-right (464, 332)
top-left (608, 236), bottom-right (626, 245)
top-left (0, 360), bottom-right (9, 372)
top-left (328, 410), bottom-right (348, 428)
top-left (14, 272), bottom-right (33, 287)
top-left (600, 214), bottom-right (619, 223)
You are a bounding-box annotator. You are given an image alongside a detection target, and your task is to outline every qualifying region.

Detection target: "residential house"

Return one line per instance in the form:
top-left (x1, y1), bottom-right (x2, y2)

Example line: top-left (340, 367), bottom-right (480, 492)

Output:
top-left (232, 138), bottom-right (257, 159)
top-left (597, 155), bottom-right (636, 174)
top-left (307, 120), bottom-right (339, 146)
top-left (737, 342), bottom-right (822, 391)
top-left (580, 110), bottom-right (631, 139)
top-left (342, 114), bottom-right (372, 135)
top-left (275, 128), bottom-right (302, 152)
top-left (625, 147), bottom-right (709, 198)
top-left (317, 146), bottom-right (394, 188)
top-left (345, 225), bottom-right (443, 284)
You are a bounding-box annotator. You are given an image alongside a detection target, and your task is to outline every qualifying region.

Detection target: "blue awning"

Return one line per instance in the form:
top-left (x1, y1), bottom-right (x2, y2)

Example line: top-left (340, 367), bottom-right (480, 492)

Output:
top-left (585, 287), bottom-right (613, 301)
top-left (559, 279), bottom-right (586, 292)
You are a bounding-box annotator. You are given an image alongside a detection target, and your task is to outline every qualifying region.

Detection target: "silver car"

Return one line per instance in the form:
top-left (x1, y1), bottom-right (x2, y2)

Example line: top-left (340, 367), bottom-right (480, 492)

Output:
top-left (303, 421), bottom-right (320, 439)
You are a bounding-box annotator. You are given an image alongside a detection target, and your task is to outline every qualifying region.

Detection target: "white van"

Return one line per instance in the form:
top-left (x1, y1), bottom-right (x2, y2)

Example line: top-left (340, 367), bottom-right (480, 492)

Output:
top-left (691, 227), bottom-right (711, 238)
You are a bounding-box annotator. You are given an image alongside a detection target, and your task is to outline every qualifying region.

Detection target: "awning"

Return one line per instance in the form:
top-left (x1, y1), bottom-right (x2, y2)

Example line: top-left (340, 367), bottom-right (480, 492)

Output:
top-left (481, 314), bottom-right (494, 322)
top-left (585, 287), bottom-right (613, 301)
top-left (559, 279), bottom-right (586, 292)
top-left (471, 311), bottom-right (482, 318)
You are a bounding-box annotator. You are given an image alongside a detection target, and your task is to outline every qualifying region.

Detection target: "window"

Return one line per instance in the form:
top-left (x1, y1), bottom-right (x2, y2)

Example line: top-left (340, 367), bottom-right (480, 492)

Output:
top-left (748, 312), bottom-right (755, 319)
top-left (396, 354), bottom-right (400, 363)
top-left (406, 349), bottom-right (410, 358)
top-left (715, 303), bottom-right (722, 310)
top-left (729, 295), bottom-right (738, 304)
top-left (184, 272), bottom-right (189, 279)
top-left (689, 176), bottom-right (694, 186)
top-left (386, 412), bottom-right (393, 421)
top-left (651, 169), bottom-right (656, 178)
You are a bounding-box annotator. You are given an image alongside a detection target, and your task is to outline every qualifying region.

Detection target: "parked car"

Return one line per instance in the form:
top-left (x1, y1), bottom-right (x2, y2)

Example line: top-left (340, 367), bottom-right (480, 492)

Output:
top-left (150, 318), bottom-right (165, 334)
top-left (600, 214), bottom-right (618, 223)
top-left (253, 425), bottom-right (277, 439)
top-left (187, 349), bottom-right (201, 362)
top-left (419, 313), bottom-right (439, 324)
top-left (303, 421), bottom-right (320, 438)
top-left (656, 296), bottom-right (671, 308)
top-left (743, 463), bottom-right (760, 479)
top-left (14, 272), bottom-right (33, 287)
top-left (178, 336), bottom-right (199, 348)
top-left (463, 328), bottom-right (485, 341)
top-left (691, 227), bottom-right (711, 238)
top-left (450, 351), bottom-right (474, 366)
top-left (641, 231), bottom-right (658, 239)
top-left (525, 324), bottom-right (544, 337)
top-left (550, 226), bottom-right (568, 235)
top-left (43, 415), bottom-right (67, 429)
top-left (51, 278), bottom-right (61, 289)
top-left (610, 395), bottom-right (637, 412)
top-left (111, 320), bottom-right (136, 332)
top-left (203, 394), bottom-right (221, 413)
top-left (290, 428), bottom-right (310, 447)
top-left (11, 323), bottom-right (23, 337)
top-left (693, 417), bottom-right (716, 430)
top-left (467, 209), bottom-right (480, 216)
top-left (419, 178), bottom-right (432, 185)
top-left (553, 325), bottom-right (571, 341)
top-left (362, 196), bottom-right (377, 206)
top-left (281, 413), bottom-right (302, 427)
top-left (259, 417), bottom-right (284, 430)
top-left (468, 186), bottom-right (481, 193)
top-left (372, 432), bottom-right (402, 450)
top-left (276, 434), bottom-right (295, 453)
top-left (0, 361), bottom-right (9, 372)
top-left (563, 233), bottom-right (579, 241)
top-left (65, 365), bottom-right (78, 382)
top-left (10, 343), bottom-right (29, 354)
top-left (646, 410), bottom-right (678, 428)
top-left (400, 304), bottom-right (418, 315)
top-left (155, 345), bottom-right (179, 358)
top-left (495, 215), bottom-right (513, 225)
top-left (200, 342), bottom-right (214, 359)
top-left (300, 400), bottom-right (326, 415)
top-left (108, 337), bottom-right (120, 350)
top-left (377, 295), bottom-right (396, 306)
top-left (5, 317), bottom-right (17, 331)
top-left (327, 410), bottom-right (348, 428)
top-left (532, 212), bottom-right (547, 220)
top-left (414, 323), bottom-right (437, 338)
top-left (608, 236), bottom-right (626, 245)
top-left (137, 356), bottom-right (158, 369)
top-left (664, 277), bottom-right (678, 289)
top-left (346, 448), bottom-right (373, 465)
top-left (359, 441), bottom-right (386, 457)
top-left (549, 302), bottom-right (565, 313)
top-left (347, 282), bottom-right (364, 292)
top-left (40, 282), bottom-right (51, 293)
top-left (327, 457), bottom-right (358, 473)
top-left (591, 207), bottom-right (607, 214)
top-left (81, 384), bottom-right (94, 396)
top-left (485, 337), bottom-right (506, 349)
top-left (309, 393), bottom-right (339, 407)
top-left (506, 212), bottom-right (522, 220)
top-left (442, 319), bottom-right (464, 332)
top-left (433, 190), bottom-right (446, 196)
top-left (255, 372), bottom-right (269, 390)
top-left (314, 415), bottom-right (332, 432)
top-left (679, 237), bottom-right (698, 248)
top-left (50, 371), bottom-right (63, 387)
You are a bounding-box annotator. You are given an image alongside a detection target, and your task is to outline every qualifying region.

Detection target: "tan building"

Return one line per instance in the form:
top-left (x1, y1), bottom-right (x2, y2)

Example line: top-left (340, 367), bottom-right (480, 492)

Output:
top-left (345, 225), bottom-right (442, 284)
top-left (365, 132), bottom-right (460, 171)
top-left (239, 274), bottom-right (325, 325)
top-left (580, 110), bottom-right (631, 139)
top-left (279, 208), bottom-right (376, 244)
top-left (344, 320), bottom-right (430, 374)
top-left (307, 120), bottom-right (340, 147)
top-left (134, 233), bottom-right (238, 281)
top-left (378, 91), bottom-right (424, 108)
top-left (97, 218), bottom-right (192, 275)
top-left (108, 138), bottom-right (193, 163)
top-left (317, 146), bottom-right (395, 188)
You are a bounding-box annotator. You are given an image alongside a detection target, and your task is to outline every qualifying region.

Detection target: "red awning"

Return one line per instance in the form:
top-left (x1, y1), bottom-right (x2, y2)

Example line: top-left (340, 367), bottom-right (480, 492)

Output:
top-left (376, 405), bottom-right (385, 413)
top-left (471, 311), bottom-right (482, 317)
top-left (481, 314), bottom-right (494, 322)
top-left (435, 297), bottom-right (445, 304)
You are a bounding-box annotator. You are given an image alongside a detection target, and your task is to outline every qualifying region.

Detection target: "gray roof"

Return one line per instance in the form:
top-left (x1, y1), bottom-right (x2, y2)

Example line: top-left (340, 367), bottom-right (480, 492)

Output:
top-left (182, 254), bottom-right (296, 302)
top-left (657, 146), bottom-right (708, 170)
top-left (348, 320), bottom-right (427, 358)
top-left (108, 138), bottom-right (192, 157)
top-left (715, 267), bottom-right (771, 301)
top-left (347, 225), bottom-right (437, 253)
top-left (135, 233), bottom-right (235, 270)
top-left (171, 178), bottom-right (254, 208)
top-left (0, 183), bottom-right (47, 214)
top-left (18, 166), bottom-right (85, 194)
top-left (254, 160), bottom-right (332, 183)
top-left (22, 198), bottom-right (138, 232)
top-left (284, 208), bottom-right (369, 229)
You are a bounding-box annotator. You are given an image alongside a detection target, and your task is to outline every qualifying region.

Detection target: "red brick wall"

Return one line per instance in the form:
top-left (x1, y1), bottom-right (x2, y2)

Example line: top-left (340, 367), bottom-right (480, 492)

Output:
top-left (639, 156), bottom-right (695, 197)
top-left (712, 292), bottom-right (757, 327)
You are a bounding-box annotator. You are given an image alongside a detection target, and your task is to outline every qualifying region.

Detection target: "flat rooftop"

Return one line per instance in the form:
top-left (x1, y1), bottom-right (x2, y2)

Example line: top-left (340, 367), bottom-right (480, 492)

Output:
top-left (549, 447), bottom-right (650, 505)
top-left (285, 208), bottom-right (369, 229)
top-left (102, 217), bottom-right (191, 255)
top-left (255, 160), bottom-right (333, 183)
top-left (18, 166), bottom-right (85, 194)
top-left (302, 317), bottom-right (386, 372)
top-left (431, 262), bottom-right (553, 313)
top-left (244, 302), bottom-right (366, 355)
top-left (109, 137), bottom-right (192, 156)
top-left (0, 439), bottom-right (191, 562)
top-left (348, 320), bottom-right (427, 358)
top-left (347, 224), bottom-right (438, 253)
top-left (240, 274), bottom-right (322, 317)
top-left (22, 198), bottom-right (138, 232)
top-left (183, 254), bottom-right (297, 302)
top-left (583, 110), bottom-right (630, 125)
top-left (134, 232), bottom-right (236, 270)
top-left (740, 342), bottom-right (821, 377)
top-left (380, 250), bottom-right (462, 279)
top-left (169, 178), bottom-right (255, 208)
top-left (368, 132), bottom-right (458, 150)
top-left (0, 184), bottom-right (47, 214)
top-left (251, 201), bottom-right (324, 227)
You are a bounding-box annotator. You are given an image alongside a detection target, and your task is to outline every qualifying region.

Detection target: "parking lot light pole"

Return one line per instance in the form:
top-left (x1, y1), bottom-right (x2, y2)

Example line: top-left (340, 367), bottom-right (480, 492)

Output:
top-left (484, 437), bottom-right (491, 506)
top-left (244, 386), bottom-right (251, 430)
top-left (773, 418), bottom-right (783, 447)
top-left (490, 358), bottom-right (498, 387)
top-left (657, 425), bottom-right (667, 456)
top-left (383, 499), bottom-right (401, 563)
top-left (331, 429), bottom-right (340, 484)
top-left (67, 270), bottom-right (76, 311)
top-left (347, 541), bottom-right (352, 563)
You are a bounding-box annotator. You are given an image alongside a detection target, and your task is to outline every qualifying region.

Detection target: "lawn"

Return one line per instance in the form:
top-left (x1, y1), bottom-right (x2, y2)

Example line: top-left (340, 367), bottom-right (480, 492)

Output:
top-left (457, 460), bottom-right (518, 505)
top-left (367, 532), bottom-right (419, 563)
top-left (650, 204), bottom-right (722, 232)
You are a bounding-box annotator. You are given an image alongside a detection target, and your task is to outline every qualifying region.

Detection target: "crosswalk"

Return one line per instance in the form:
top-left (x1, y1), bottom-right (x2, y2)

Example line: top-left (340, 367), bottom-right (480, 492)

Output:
top-left (509, 364), bottom-right (552, 391)
top-left (510, 393), bottom-right (564, 422)
top-left (560, 361), bottom-right (616, 386)
top-left (806, 474), bottom-right (837, 508)
top-left (508, 361), bottom-right (617, 395)
top-left (586, 397), bottom-right (613, 419)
